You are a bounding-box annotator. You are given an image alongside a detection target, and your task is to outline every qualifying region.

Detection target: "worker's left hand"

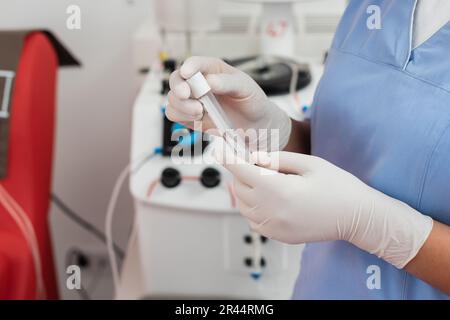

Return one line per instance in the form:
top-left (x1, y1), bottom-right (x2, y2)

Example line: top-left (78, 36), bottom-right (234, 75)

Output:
top-left (219, 150), bottom-right (433, 269)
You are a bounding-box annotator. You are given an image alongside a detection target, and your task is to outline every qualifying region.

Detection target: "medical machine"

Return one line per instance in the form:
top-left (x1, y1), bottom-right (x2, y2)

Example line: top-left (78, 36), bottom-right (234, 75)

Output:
top-left (238, 0), bottom-right (303, 59)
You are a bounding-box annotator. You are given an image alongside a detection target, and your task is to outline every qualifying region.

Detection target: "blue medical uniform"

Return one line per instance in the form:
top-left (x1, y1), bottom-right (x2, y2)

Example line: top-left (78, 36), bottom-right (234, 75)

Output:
top-left (293, 0), bottom-right (450, 299)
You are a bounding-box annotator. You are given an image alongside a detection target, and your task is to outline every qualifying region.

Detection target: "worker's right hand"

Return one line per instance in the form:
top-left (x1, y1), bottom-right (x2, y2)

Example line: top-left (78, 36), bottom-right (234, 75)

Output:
top-left (167, 56), bottom-right (292, 151)
top-left (219, 149), bottom-right (433, 270)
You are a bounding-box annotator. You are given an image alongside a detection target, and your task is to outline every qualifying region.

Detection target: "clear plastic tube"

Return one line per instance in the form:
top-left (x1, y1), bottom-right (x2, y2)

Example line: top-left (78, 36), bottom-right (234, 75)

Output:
top-left (199, 92), bottom-right (233, 136)
top-left (187, 72), bottom-right (251, 162)
top-left (200, 93), bottom-right (250, 160)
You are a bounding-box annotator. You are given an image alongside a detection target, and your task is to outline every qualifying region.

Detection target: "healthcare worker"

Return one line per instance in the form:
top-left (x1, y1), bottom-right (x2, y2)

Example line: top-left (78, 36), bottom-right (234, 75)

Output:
top-left (167, 0), bottom-right (450, 299)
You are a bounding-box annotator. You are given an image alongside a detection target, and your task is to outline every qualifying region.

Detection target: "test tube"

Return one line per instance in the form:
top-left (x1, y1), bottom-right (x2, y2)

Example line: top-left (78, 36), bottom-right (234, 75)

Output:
top-left (186, 72), bottom-right (250, 162)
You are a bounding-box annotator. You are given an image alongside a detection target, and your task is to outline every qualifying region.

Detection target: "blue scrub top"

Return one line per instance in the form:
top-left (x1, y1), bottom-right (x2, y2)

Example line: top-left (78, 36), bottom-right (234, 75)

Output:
top-left (293, 0), bottom-right (450, 299)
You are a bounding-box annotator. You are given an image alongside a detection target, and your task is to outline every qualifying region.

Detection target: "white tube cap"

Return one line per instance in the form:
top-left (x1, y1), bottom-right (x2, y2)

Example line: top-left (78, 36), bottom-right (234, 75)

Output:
top-left (186, 72), bottom-right (211, 99)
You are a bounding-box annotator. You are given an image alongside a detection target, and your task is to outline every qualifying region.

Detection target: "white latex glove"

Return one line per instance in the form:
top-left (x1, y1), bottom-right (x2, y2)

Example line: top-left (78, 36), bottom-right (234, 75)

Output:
top-left (219, 150), bottom-right (433, 269)
top-left (167, 56), bottom-right (291, 151)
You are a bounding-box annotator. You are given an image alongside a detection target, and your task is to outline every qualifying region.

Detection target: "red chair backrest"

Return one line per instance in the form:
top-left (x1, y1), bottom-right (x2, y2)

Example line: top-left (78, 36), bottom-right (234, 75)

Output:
top-left (0, 32), bottom-right (59, 299)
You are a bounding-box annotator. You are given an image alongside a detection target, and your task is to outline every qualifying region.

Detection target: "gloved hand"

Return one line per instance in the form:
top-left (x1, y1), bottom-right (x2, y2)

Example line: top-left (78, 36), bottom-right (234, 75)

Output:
top-left (219, 150), bottom-right (433, 269)
top-left (167, 56), bottom-right (292, 151)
